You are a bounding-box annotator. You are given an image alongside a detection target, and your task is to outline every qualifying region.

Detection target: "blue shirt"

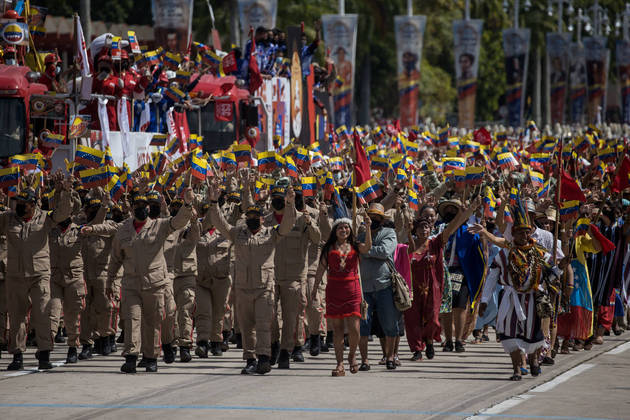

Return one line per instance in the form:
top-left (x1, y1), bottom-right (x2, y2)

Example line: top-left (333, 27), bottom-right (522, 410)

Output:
top-left (359, 227), bottom-right (398, 293)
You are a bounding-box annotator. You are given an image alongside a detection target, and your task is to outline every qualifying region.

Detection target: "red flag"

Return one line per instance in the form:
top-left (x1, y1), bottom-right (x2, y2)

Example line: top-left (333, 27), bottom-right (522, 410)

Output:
top-left (612, 156), bottom-right (630, 193)
top-left (589, 224), bottom-right (616, 255)
top-left (473, 127), bottom-right (492, 145)
top-left (352, 132), bottom-right (370, 186)
top-left (559, 169), bottom-right (586, 203)
top-left (215, 99), bottom-right (234, 122)
top-left (222, 50), bottom-right (238, 74)
top-left (248, 29), bottom-right (263, 94)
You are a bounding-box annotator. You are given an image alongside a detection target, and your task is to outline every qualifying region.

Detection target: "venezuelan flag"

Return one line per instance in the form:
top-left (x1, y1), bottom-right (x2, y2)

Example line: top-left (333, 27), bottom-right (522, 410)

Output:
top-left (509, 187), bottom-right (519, 206)
top-left (163, 52), bottom-right (182, 69)
top-left (447, 136), bottom-right (459, 149)
top-left (294, 147), bottom-right (310, 169)
top-left (483, 186), bottom-right (496, 218)
top-left (233, 144), bottom-right (252, 163)
top-left (598, 147), bottom-right (616, 163)
top-left (0, 167), bottom-right (19, 188)
top-left (10, 153), bottom-right (44, 170)
top-left (403, 139), bottom-right (418, 158)
top-left (258, 151), bottom-right (277, 173)
top-left (165, 136), bottom-right (179, 156)
top-left (329, 156), bottom-right (344, 171)
top-left (560, 200), bottom-right (580, 221)
top-left (165, 87), bottom-right (186, 103)
top-left (497, 152), bottom-right (518, 170)
top-left (465, 166), bottom-right (484, 185)
top-left (454, 169), bottom-right (466, 187)
top-left (537, 179), bottom-right (550, 198)
top-left (529, 169), bottom-right (544, 189)
top-left (41, 133), bottom-right (64, 149)
top-left (370, 156), bottom-right (388, 172)
top-left (301, 176), bottom-right (317, 197)
top-left (143, 50), bottom-right (160, 65)
top-left (461, 139), bottom-right (480, 154)
top-left (575, 217), bottom-right (590, 236)
top-left (408, 189), bottom-right (419, 211)
top-left (106, 174), bottom-right (124, 202)
top-left (220, 152), bottom-right (237, 171)
top-left (191, 152), bottom-right (208, 180)
top-left (438, 126), bottom-right (449, 146)
top-left (396, 168), bottom-right (408, 181)
top-left (443, 157), bottom-right (466, 173)
top-left (75, 145), bottom-right (104, 168)
top-left (188, 134), bottom-right (202, 150)
top-left (324, 171), bottom-right (335, 200)
top-left (175, 70), bottom-right (191, 86)
top-left (335, 125), bottom-right (349, 137)
top-left (356, 179), bottom-right (378, 203)
top-left (309, 142), bottom-right (321, 154)
top-left (285, 156), bottom-right (299, 179)
top-left (80, 166), bottom-right (110, 188)
top-left (151, 134), bottom-right (168, 147)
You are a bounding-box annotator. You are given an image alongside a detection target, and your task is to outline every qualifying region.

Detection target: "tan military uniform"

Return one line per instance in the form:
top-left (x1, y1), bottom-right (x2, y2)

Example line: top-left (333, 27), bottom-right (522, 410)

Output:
top-left (80, 212), bottom-right (120, 347)
top-left (0, 234), bottom-right (7, 348)
top-left (210, 202), bottom-right (295, 360)
top-left (305, 208), bottom-right (332, 337)
top-left (49, 222), bottom-right (86, 348)
top-left (267, 207), bottom-right (319, 352)
top-left (171, 221), bottom-right (200, 347)
top-left (106, 207), bottom-right (192, 359)
top-left (160, 231), bottom-right (179, 349)
top-left (0, 191), bottom-right (72, 354)
top-left (196, 224), bottom-right (232, 344)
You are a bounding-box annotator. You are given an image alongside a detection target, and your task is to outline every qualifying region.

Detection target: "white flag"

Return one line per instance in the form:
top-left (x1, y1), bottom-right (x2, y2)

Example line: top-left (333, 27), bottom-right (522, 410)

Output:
top-left (76, 16), bottom-right (91, 78)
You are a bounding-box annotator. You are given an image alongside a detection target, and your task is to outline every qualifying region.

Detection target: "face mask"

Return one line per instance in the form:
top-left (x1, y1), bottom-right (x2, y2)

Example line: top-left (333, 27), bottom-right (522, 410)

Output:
top-left (15, 203), bottom-right (26, 217)
top-left (149, 204), bottom-right (161, 219)
top-left (169, 207), bottom-right (180, 217)
top-left (295, 195), bottom-right (304, 211)
top-left (246, 218), bottom-right (261, 231)
top-left (40, 199), bottom-right (49, 211)
top-left (370, 219), bottom-right (382, 231)
top-left (134, 206), bottom-right (149, 221)
top-left (58, 218), bottom-right (72, 230)
top-left (486, 223), bottom-right (496, 232)
top-left (271, 197), bottom-right (285, 211)
top-left (112, 211), bottom-right (125, 223)
top-left (442, 212), bottom-right (457, 223)
top-left (218, 195), bottom-right (226, 207)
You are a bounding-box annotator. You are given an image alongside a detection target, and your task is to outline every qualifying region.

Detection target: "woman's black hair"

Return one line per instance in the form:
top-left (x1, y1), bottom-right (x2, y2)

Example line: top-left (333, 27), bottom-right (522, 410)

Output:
top-left (320, 221), bottom-right (359, 265)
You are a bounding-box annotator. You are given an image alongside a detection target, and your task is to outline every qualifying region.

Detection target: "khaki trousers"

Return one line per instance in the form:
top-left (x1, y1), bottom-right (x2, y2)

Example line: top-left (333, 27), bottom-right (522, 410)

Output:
top-left (196, 276), bottom-right (231, 343)
top-left (0, 278), bottom-right (7, 345)
top-left (235, 286), bottom-right (274, 360)
top-left (50, 278), bottom-right (86, 348)
top-left (80, 276), bottom-right (114, 345)
top-left (122, 285), bottom-right (165, 359)
top-left (272, 278), bottom-right (307, 351)
top-left (155, 280), bottom-right (177, 347)
top-left (173, 275), bottom-right (196, 347)
top-left (6, 275), bottom-right (53, 353)
top-left (305, 274), bottom-right (327, 335)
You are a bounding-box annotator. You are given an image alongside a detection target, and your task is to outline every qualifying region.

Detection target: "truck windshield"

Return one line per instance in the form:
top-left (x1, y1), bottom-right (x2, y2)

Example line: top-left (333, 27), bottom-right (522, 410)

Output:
top-left (0, 97), bottom-right (25, 158)
top-left (187, 102), bottom-right (236, 153)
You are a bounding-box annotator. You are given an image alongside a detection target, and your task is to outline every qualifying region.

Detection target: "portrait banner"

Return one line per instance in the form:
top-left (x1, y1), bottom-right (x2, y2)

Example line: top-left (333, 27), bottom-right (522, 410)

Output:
top-left (395, 15), bottom-right (426, 129)
top-left (151, 0), bottom-right (194, 53)
top-left (453, 19), bottom-right (483, 129)
top-left (568, 42), bottom-right (587, 124)
top-left (503, 28), bottom-right (531, 128)
top-left (546, 32), bottom-right (569, 125)
top-left (237, 0), bottom-right (277, 46)
top-left (272, 77), bottom-right (291, 148)
top-left (616, 40), bottom-right (630, 124)
top-left (584, 36), bottom-right (609, 124)
top-left (322, 14), bottom-right (358, 129)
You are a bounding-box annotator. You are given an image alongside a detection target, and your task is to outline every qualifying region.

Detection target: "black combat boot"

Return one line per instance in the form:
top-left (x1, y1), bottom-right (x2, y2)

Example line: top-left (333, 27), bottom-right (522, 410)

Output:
top-left (269, 341), bottom-right (280, 365)
top-left (235, 333), bottom-right (243, 349)
top-left (109, 335), bottom-right (117, 353)
top-left (195, 341), bottom-right (209, 358)
top-left (66, 347), bottom-right (78, 364)
top-left (210, 341), bottom-right (223, 356)
top-left (145, 358), bottom-right (158, 372)
top-left (137, 357), bottom-right (149, 368)
top-left (256, 355), bottom-right (271, 374)
top-left (121, 355), bottom-right (137, 373)
top-left (162, 343), bottom-right (175, 364)
top-left (180, 346), bottom-right (192, 363)
top-left (277, 349), bottom-right (290, 369)
top-left (228, 329), bottom-right (237, 344)
top-left (241, 358), bottom-right (257, 375)
top-left (78, 344), bottom-right (93, 360)
top-left (92, 336), bottom-right (103, 355)
top-left (101, 336), bottom-right (112, 356)
top-left (38, 350), bottom-right (53, 370)
top-left (54, 326), bottom-right (65, 343)
top-left (309, 335), bottom-right (320, 356)
top-left (320, 335), bottom-right (329, 353)
top-left (7, 352), bottom-right (23, 371)
top-left (221, 331), bottom-right (230, 352)
top-left (116, 330), bottom-right (125, 343)
top-left (292, 346), bottom-right (305, 363)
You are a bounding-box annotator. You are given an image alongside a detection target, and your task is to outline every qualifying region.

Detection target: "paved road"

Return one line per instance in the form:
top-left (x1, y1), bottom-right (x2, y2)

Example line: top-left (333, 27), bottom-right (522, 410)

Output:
top-left (0, 331), bottom-right (628, 420)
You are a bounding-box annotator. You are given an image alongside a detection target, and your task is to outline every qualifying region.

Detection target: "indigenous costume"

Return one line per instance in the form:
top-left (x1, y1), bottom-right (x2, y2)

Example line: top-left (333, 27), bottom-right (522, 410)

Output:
top-left (325, 247), bottom-right (361, 319)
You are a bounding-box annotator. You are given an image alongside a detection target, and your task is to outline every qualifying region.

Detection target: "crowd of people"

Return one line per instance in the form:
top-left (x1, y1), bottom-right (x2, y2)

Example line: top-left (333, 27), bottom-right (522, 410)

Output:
top-left (0, 117), bottom-right (629, 380)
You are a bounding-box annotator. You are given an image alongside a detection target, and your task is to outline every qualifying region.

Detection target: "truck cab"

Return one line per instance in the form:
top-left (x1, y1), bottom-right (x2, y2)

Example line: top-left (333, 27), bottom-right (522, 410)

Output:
top-left (0, 65), bottom-right (47, 158)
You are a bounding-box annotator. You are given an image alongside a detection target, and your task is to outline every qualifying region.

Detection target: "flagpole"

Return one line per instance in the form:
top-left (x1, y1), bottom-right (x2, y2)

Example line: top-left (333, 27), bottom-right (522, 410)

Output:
top-left (553, 134), bottom-right (563, 265)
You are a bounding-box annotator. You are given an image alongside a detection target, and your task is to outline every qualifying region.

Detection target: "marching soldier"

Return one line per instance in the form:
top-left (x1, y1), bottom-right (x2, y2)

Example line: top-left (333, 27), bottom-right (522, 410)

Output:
top-left (208, 181), bottom-right (296, 375)
top-left (97, 188), bottom-right (194, 373)
top-left (2, 173), bottom-right (73, 371)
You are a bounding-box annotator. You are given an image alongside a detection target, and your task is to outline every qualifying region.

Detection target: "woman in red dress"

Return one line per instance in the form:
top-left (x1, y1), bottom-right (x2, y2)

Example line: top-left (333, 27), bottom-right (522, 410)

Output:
top-left (406, 198), bottom-right (481, 360)
top-left (312, 216), bottom-right (372, 377)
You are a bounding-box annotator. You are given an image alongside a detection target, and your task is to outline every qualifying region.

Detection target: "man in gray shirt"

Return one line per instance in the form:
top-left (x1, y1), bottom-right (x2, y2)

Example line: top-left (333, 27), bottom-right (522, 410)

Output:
top-left (358, 203), bottom-right (399, 371)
